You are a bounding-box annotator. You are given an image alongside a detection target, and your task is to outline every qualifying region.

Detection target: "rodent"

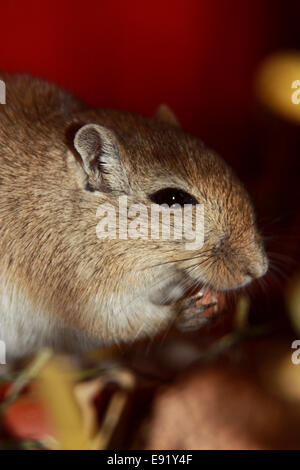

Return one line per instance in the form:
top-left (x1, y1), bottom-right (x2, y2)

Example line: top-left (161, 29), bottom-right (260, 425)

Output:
top-left (0, 74), bottom-right (268, 358)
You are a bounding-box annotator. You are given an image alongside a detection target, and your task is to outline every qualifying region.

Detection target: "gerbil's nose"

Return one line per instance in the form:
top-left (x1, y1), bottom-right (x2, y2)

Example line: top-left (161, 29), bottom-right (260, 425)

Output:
top-left (246, 253), bottom-right (269, 280)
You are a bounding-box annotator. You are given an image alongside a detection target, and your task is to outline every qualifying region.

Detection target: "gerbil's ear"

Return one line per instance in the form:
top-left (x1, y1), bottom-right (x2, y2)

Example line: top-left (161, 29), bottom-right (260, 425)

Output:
top-left (155, 104), bottom-right (180, 127)
top-left (71, 123), bottom-right (129, 192)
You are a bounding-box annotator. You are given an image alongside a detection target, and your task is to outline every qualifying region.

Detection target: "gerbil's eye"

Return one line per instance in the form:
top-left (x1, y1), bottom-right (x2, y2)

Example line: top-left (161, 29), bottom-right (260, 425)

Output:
top-left (149, 188), bottom-right (198, 207)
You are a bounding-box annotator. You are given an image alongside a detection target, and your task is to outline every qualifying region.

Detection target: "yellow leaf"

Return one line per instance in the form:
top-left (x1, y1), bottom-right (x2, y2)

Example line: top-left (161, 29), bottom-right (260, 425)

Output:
top-left (37, 357), bottom-right (92, 450)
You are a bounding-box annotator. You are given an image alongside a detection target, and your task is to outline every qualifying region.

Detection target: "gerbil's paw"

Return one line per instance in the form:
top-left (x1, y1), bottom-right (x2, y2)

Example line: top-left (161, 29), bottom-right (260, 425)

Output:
top-left (176, 291), bottom-right (226, 332)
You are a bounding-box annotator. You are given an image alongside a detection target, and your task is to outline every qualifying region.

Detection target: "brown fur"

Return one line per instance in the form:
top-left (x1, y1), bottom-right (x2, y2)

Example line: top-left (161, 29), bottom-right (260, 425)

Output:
top-left (0, 74), bottom-right (268, 357)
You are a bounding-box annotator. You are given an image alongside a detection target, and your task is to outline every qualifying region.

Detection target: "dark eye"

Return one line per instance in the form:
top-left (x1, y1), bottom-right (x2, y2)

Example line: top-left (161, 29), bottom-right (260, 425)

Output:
top-left (149, 188), bottom-right (198, 207)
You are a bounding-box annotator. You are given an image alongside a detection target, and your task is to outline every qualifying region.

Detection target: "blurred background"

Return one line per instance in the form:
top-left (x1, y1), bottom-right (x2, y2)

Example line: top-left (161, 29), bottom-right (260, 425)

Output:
top-left (0, 0), bottom-right (300, 450)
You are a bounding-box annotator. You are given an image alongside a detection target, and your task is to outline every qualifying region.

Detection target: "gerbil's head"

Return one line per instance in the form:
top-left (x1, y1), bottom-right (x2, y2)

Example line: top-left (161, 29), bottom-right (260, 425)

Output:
top-left (69, 105), bottom-right (268, 300)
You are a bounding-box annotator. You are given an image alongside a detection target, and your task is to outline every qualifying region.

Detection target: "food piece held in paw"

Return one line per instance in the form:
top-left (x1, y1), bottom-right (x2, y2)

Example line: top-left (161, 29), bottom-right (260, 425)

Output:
top-left (194, 289), bottom-right (227, 318)
top-left (177, 288), bottom-right (227, 332)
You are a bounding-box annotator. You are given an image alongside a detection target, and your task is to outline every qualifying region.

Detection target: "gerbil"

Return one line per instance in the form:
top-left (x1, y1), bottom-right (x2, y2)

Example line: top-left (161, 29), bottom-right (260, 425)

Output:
top-left (0, 74), bottom-right (268, 358)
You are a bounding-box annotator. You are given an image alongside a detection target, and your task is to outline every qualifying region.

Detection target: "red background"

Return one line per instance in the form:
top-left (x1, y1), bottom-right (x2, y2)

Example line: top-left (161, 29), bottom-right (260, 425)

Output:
top-left (1, 0), bottom-right (281, 157)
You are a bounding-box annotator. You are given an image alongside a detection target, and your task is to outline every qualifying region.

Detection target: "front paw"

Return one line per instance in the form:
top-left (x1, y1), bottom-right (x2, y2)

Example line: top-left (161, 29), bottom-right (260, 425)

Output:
top-left (176, 290), bottom-right (226, 332)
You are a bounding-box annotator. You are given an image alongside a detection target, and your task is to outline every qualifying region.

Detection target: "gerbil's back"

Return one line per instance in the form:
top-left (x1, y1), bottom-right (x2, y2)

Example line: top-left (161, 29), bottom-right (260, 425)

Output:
top-left (0, 74), bottom-right (86, 160)
top-left (0, 74), bottom-right (87, 272)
